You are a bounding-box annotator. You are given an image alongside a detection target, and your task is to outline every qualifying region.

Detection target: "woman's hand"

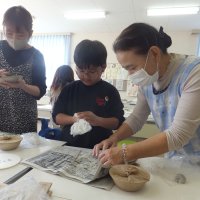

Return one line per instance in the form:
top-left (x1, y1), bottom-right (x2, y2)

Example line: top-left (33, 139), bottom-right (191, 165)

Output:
top-left (0, 70), bottom-right (25, 89)
top-left (98, 146), bottom-right (123, 167)
top-left (92, 136), bottom-right (118, 157)
top-left (0, 69), bottom-right (8, 76)
top-left (0, 69), bottom-right (9, 88)
top-left (0, 78), bottom-right (26, 89)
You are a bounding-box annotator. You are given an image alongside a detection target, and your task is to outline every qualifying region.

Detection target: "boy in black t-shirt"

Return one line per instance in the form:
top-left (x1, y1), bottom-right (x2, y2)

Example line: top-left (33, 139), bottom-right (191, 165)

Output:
top-left (52, 40), bottom-right (124, 148)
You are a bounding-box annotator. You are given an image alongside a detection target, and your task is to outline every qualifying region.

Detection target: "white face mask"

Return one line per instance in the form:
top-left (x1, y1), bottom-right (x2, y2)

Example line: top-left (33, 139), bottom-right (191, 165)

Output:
top-left (7, 38), bottom-right (29, 50)
top-left (129, 52), bottom-right (159, 86)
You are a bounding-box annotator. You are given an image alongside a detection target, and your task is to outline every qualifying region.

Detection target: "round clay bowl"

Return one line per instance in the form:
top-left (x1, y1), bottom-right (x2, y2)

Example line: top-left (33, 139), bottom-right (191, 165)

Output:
top-left (0, 135), bottom-right (23, 150)
top-left (109, 164), bottom-right (150, 192)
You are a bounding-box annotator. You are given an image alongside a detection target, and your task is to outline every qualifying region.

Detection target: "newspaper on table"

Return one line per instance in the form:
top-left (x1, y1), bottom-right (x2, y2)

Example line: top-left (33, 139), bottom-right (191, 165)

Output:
top-left (22, 145), bottom-right (108, 184)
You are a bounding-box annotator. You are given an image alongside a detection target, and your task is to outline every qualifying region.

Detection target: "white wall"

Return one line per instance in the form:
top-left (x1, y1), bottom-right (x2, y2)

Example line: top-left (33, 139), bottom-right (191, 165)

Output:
top-left (70, 31), bottom-right (199, 65)
top-left (70, 32), bottom-right (119, 65)
top-left (168, 31), bottom-right (199, 55)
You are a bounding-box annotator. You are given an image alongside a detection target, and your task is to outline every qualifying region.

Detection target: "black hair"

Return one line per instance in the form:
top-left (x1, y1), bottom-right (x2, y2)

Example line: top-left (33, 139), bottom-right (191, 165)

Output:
top-left (113, 23), bottom-right (172, 55)
top-left (74, 39), bottom-right (107, 69)
top-left (3, 6), bottom-right (33, 32)
top-left (50, 65), bottom-right (74, 91)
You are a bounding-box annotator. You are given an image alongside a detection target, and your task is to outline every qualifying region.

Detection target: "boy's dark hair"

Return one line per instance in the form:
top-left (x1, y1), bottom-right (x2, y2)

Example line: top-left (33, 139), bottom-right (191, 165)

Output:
top-left (74, 39), bottom-right (107, 69)
top-left (3, 6), bottom-right (33, 32)
top-left (113, 23), bottom-right (172, 55)
top-left (50, 65), bottom-right (74, 90)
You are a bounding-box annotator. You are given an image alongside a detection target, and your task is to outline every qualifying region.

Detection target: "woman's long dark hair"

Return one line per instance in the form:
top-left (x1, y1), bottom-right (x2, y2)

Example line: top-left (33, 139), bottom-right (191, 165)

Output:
top-left (50, 65), bottom-right (74, 91)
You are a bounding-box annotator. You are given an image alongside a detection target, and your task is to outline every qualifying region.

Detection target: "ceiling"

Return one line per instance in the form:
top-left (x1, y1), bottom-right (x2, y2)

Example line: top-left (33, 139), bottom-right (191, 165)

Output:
top-left (0, 0), bottom-right (200, 33)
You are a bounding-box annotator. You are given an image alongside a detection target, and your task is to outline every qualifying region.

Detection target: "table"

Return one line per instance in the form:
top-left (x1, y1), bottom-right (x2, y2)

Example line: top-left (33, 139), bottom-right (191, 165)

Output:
top-left (17, 157), bottom-right (200, 200)
top-left (0, 137), bottom-right (65, 183)
top-left (1, 138), bottom-right (200, 200)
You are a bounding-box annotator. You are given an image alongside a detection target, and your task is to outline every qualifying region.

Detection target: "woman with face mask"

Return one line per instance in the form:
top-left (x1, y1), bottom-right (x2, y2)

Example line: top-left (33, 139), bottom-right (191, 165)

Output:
top-left (0, 6), bottom-right (46, 134)
top-left (93, 23), bottom-right (200, 166)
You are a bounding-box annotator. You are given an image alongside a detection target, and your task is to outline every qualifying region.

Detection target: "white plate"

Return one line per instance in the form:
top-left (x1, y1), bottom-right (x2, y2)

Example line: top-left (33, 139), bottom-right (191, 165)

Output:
top-left (0, 153), bottom-right (21, 169)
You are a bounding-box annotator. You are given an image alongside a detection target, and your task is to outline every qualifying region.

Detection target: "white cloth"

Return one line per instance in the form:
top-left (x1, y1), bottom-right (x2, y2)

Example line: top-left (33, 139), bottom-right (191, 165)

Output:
top-left (70, 119), bottom-right (92, 137)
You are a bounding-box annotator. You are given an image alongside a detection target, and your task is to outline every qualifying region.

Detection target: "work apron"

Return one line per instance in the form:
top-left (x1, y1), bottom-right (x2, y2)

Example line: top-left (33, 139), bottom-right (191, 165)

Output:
top-left (0, 48), bottom-right (37, 134)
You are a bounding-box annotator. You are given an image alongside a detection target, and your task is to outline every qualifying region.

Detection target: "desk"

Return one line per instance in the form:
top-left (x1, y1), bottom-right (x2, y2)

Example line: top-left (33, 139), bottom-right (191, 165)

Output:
top-left (3, 155), bottom-right (200, 200)
top-left (16, 157), bottom-right (200, 200)
top-left (1, 139), bottom-right (200, 200)
top-left (0, 138), bottom-right (65, 183)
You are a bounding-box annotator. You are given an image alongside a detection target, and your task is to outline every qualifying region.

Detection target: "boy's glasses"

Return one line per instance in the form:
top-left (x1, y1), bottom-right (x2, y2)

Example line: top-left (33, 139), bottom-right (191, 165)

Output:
top-left (76, 67), bottom-right (102, 77)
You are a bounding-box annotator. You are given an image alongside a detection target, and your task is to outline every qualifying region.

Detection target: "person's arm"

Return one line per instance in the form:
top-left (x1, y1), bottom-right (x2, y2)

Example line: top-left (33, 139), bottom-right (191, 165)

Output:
top-left (76, 86), bottom-right (125, 130)
top-left (19, 80), bottom-right (40, 96)
top-left (55, 113), bottom-right (76, 126)
top-left (52, 86), bottom-right (73, 125)
top-left (76, 111), bottom-right (119, 129)
top-left (99, 65), bottom-right (200, 166)
top-left (2, 77), bottom-right (41, 97)
top-left (126, 133), bottom-right (168, 160)
top-left (98, 132), bottom-right (168, 166)
top-left (165, 66), bottom-right (200, 151)
top-left (31, 51), bottom-right (47, 99)
top-left (0, 69), bottom-right (9, 87)
top-left (93, 89), bottom-right (150, 156)
top-left (96, 117), bottom-right (119, 130)
top-left (3, 51), bottom-right (46, 98)
top-left (112, 123), bottom-right (135, 141)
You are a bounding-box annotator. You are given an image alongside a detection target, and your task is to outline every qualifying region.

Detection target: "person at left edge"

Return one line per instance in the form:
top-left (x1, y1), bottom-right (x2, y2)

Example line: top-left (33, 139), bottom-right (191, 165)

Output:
top-left (0, 6), bottom-right (46, 134)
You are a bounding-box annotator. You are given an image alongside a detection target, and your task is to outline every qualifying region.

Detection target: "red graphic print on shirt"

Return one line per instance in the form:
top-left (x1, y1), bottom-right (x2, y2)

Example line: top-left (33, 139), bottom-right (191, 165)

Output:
top-left (96, 97), bottom-right (105, 106)
top-left (96, 96), bottom-right (109, 106)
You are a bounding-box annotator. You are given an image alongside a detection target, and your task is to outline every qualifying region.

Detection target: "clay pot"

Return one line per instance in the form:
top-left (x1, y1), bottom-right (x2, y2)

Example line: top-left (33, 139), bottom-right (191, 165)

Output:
top-left (0, 135), bottom-right (23, 150)
top-left (109, 164), bottom-right (150, 192)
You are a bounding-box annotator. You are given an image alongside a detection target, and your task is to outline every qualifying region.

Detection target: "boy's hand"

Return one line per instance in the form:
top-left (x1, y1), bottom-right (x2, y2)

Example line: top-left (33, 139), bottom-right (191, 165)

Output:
top-left (76, 111), bottom-right (100, 126)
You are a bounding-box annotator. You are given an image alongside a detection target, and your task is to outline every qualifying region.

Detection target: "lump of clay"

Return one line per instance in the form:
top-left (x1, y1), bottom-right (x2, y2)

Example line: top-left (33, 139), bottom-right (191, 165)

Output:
top-left (109, 164), bottom-right (150, 192)
top-left (0, 73), bottom-right (23, 83)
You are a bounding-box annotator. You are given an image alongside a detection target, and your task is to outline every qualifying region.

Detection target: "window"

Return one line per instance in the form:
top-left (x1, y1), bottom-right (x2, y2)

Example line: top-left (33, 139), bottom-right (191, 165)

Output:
top-left (198, 36), bottom-right (200, 56)
top-left (0, 32), bottom-right (3, 40)
top-left (30, 34), bottom-right (71, 88)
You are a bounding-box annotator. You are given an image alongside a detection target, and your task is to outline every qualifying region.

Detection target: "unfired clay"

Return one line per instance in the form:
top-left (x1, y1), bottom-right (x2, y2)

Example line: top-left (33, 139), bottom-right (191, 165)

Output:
top-left (109, 164), bottom-right (150, 192)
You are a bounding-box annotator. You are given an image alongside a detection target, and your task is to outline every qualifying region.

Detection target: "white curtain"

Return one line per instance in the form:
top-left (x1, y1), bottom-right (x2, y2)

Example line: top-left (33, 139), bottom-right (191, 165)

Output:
top-left (198, 36), bottom-right (200, 56)
top-left (0, 32), bottom-right (3, 40)
top-left (30, 34), bottom-right (71, 88)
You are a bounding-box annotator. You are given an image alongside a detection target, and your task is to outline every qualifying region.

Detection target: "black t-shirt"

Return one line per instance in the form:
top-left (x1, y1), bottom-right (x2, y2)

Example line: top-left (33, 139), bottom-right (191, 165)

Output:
top-left (53, 80), bottom-right (125, 148)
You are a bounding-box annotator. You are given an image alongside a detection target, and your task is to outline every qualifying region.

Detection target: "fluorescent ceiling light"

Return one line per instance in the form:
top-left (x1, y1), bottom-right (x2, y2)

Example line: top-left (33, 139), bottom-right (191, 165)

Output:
top-left (64, 10), bottom-right (106, 19)
top-left (147, 6), bottom-right (199, 16)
